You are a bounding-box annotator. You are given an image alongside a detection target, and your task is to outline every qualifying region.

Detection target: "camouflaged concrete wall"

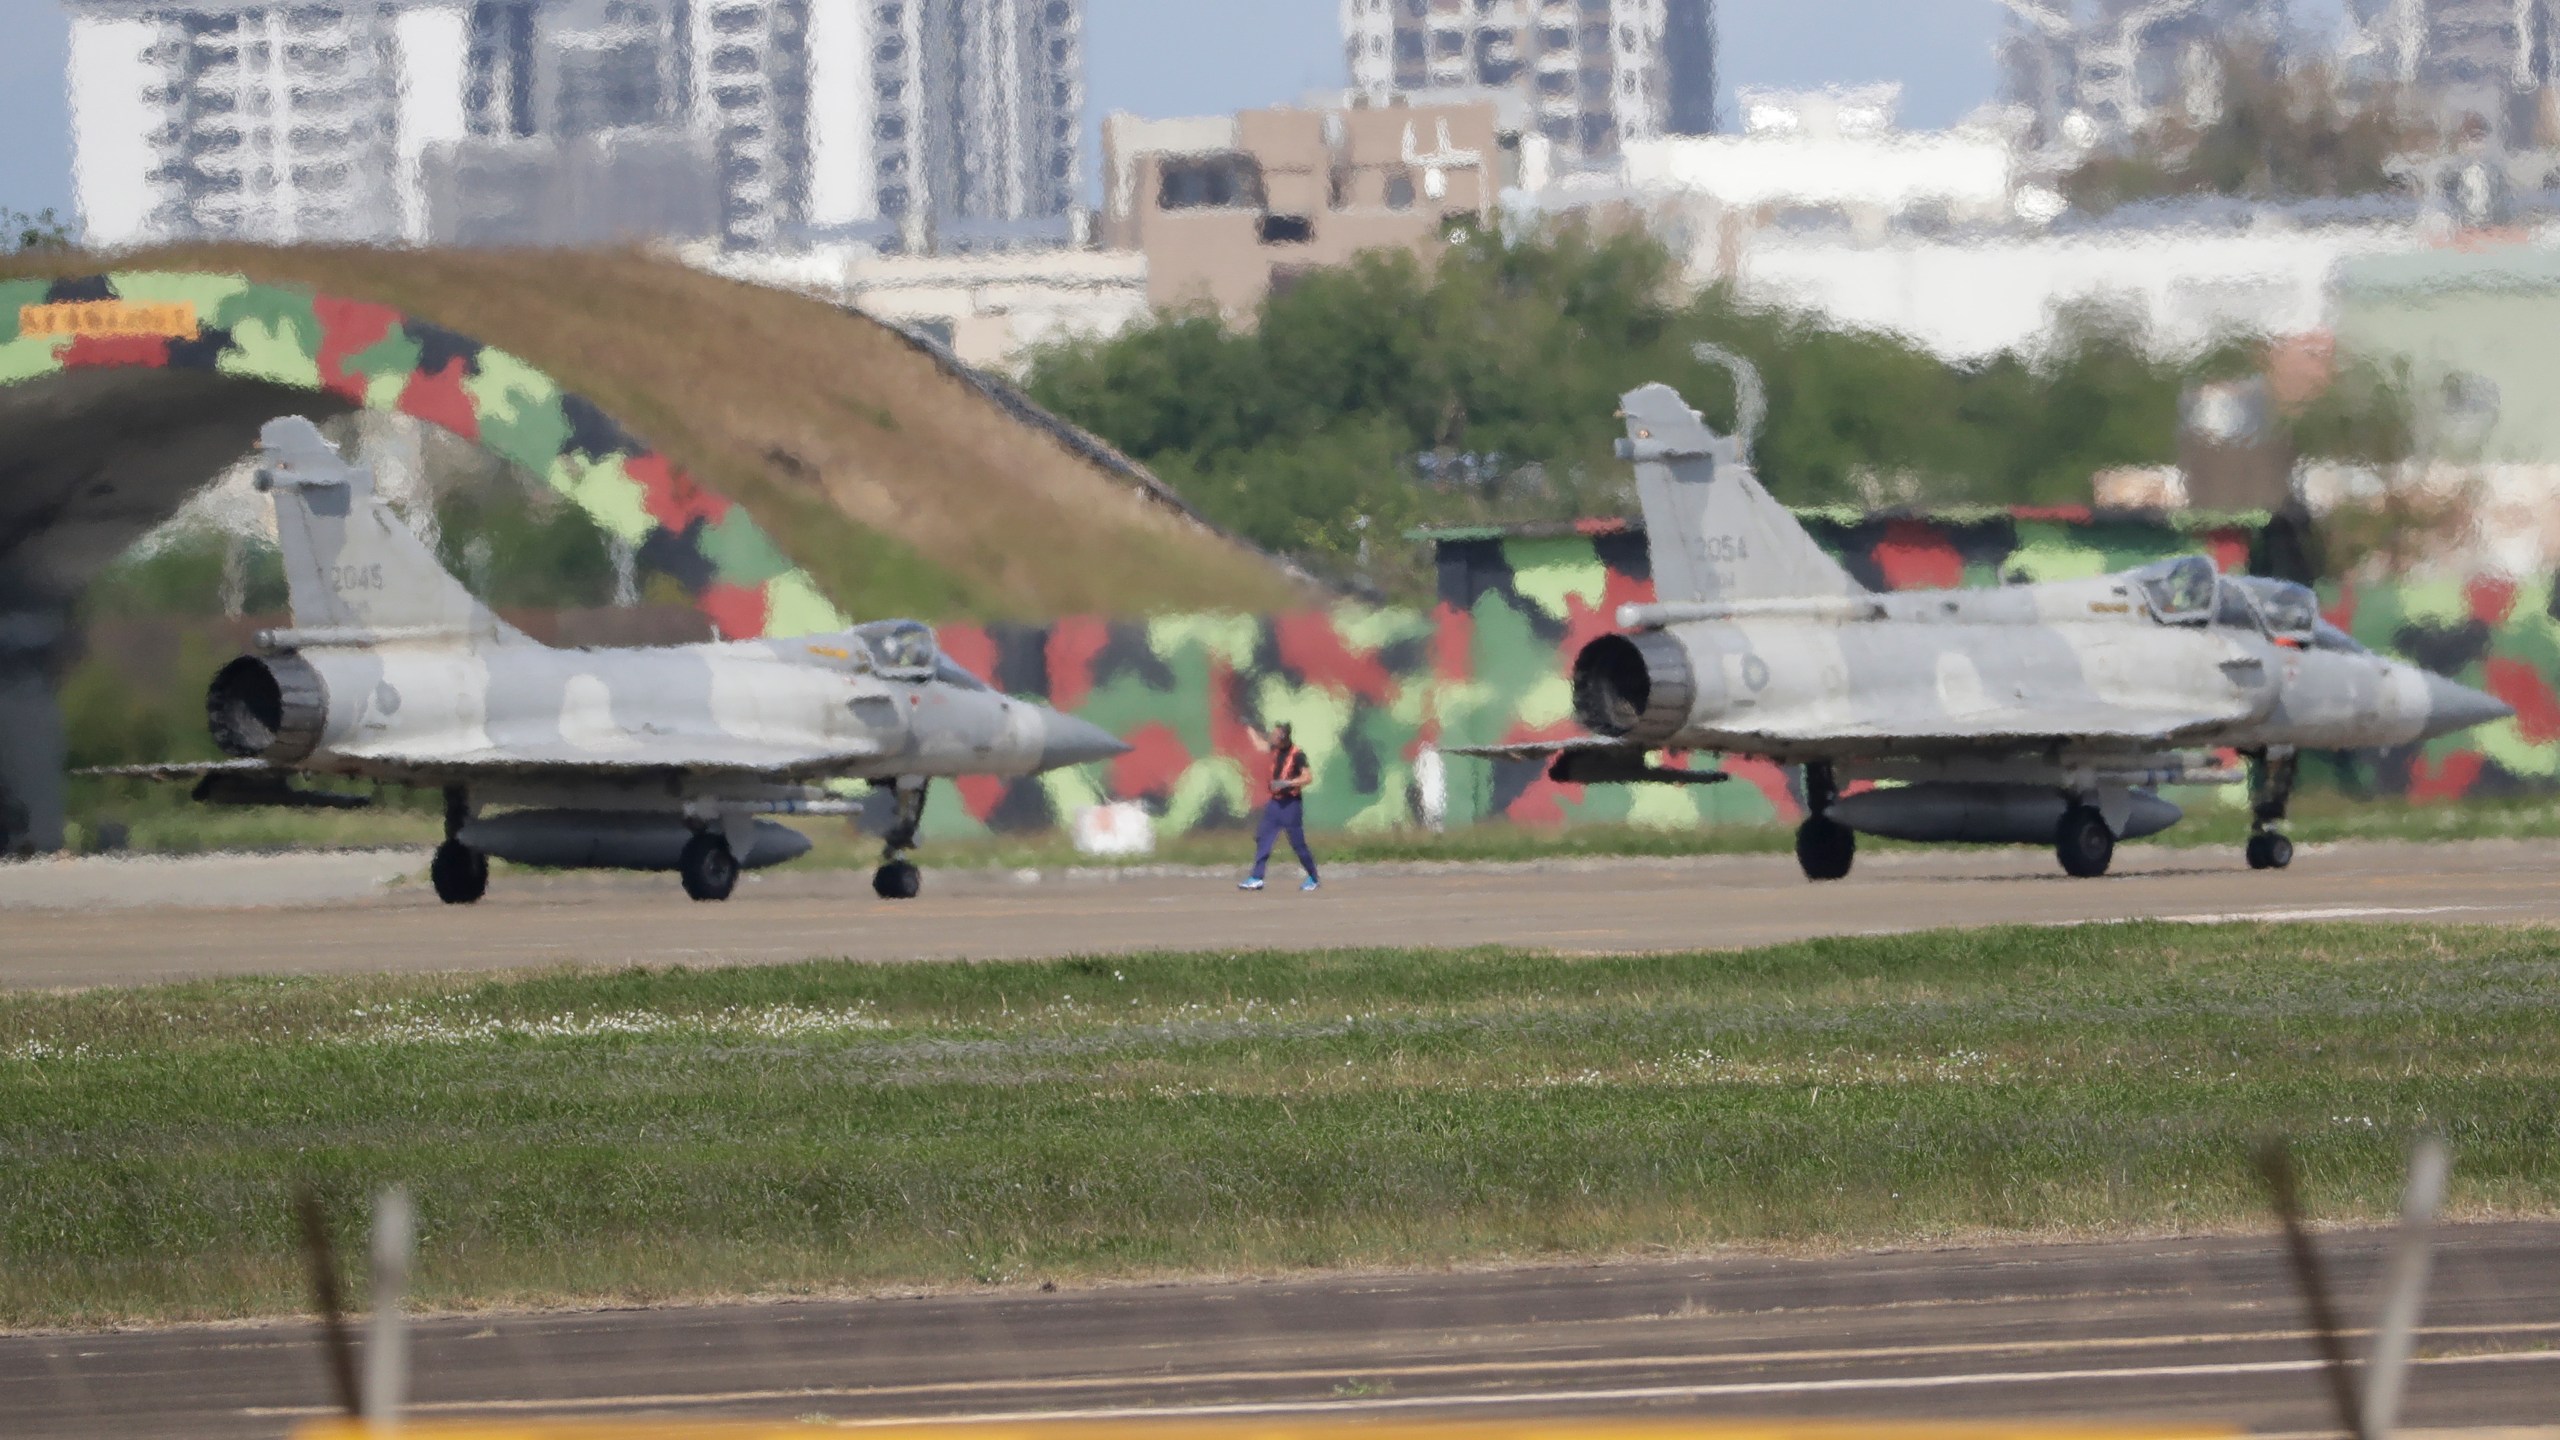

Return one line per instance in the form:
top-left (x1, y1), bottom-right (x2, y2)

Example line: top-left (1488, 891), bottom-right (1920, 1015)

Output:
top-left (2, 272), bottom-right (845, 640)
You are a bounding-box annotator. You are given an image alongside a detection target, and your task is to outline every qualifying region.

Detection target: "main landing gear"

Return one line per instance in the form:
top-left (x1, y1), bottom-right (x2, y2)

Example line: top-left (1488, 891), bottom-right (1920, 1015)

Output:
top-left (1794, 761), bottom-right (1856, 881)
top-left (2055, 803), bottom-right (2115, 878)
top-left (872, 778), bottom-right (927, 900)
top-left (430, 784), bottom-right (488, 905)
top-left (2246, 747), bottom-right (2297, 872)
top-left (679, 829), bottom-right (740, 901)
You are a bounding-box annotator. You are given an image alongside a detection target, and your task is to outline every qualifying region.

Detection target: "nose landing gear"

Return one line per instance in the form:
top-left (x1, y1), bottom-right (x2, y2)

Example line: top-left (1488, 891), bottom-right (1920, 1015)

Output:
top-left (2246, 748), bottom-right (2296, 872)
top-left (873, 777), bottom-right (928, 900)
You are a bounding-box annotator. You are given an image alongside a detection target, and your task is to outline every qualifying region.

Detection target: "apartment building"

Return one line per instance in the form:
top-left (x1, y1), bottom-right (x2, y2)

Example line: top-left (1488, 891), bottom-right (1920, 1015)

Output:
top-left (66, 0), bottom-right (1082, 252)
top-left (1340, 0), bottom-right (1715, 164)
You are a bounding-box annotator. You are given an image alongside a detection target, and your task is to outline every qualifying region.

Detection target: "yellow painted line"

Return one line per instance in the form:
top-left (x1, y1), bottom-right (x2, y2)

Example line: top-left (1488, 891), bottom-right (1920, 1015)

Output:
top-left (254, 1321), bottom-right (2560, 1421)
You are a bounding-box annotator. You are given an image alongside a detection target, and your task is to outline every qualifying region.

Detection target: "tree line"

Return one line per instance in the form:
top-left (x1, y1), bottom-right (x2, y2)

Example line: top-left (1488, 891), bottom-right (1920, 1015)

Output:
top-left (1022, 226), bottom-right (2407, 597)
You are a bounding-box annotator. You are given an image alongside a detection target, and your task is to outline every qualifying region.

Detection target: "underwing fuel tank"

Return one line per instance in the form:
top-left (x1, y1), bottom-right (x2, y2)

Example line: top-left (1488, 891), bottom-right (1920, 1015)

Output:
top-left (458, 810), bottom-right (812, 871)
top-left (1828, 784), bottom-right (2183, 844)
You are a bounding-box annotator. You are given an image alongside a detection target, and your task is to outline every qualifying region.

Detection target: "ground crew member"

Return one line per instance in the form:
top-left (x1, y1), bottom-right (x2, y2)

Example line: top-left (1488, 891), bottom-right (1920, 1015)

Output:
top-left (1239, 721), bottom-right (1319, 891)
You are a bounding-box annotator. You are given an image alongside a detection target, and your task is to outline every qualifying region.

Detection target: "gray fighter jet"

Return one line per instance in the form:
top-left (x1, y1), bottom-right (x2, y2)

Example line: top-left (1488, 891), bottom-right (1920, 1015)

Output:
top-left (1461, 382), bottom-right (2513, 880)
top-left (107, 418), bottom-right (1126, 903)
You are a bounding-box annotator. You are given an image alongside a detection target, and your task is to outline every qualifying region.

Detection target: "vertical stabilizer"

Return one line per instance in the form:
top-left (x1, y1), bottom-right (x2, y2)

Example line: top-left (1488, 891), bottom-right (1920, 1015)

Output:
top-left (1618, 383), bottom-right (1862, 603)
top-left (256, 417), bottom-right (529, 644)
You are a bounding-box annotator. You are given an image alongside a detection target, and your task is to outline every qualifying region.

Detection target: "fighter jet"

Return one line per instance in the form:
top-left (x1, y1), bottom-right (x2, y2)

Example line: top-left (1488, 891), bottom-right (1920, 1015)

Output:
top-left (1460, 380), bottom-right (2513, 881)
top-left (105, 417), bottom-right (1126, 903)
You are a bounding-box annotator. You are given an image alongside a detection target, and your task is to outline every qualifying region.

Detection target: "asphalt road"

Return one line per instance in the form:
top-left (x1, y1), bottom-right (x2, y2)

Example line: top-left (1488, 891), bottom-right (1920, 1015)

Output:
top-left (8, 1223), bottom-right (2557, 1437)
top-left (6, 838), bottom-right (2560, 990)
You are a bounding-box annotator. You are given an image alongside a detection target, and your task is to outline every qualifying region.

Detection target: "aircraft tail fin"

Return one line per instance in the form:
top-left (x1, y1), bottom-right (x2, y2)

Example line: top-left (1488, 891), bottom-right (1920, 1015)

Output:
top-left (255, 417), bottom-right (529, 645)
top-left (1618, 382), bottom-right (1863, 604)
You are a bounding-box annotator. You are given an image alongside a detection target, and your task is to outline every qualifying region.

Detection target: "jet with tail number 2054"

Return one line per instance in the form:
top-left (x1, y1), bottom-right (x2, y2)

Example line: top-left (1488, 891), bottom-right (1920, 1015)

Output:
top-left (1458, 377), bottom-right (2511, 881)
top-left (101, 418), bottom-right (1127, 903)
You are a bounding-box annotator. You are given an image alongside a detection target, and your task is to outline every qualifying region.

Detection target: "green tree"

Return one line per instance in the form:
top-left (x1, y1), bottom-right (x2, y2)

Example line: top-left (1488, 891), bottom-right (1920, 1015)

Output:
top-left (3, 207), bottom-right (74, 253)
top-left (1024, 225), bottom-right (2392, 598)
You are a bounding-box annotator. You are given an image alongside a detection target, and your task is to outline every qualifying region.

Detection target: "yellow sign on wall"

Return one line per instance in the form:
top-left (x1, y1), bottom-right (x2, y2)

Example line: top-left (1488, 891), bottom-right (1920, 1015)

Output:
top-left (17, 299), bottom-right (200, 339)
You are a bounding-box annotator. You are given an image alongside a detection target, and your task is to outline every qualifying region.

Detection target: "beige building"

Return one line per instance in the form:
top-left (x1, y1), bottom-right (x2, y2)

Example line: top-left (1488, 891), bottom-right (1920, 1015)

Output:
top-left (1102, 100), bottom-right (1511, 320)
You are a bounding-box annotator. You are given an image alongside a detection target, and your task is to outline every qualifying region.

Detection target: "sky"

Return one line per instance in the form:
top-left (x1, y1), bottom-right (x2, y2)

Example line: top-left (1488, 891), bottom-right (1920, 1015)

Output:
top-left (0, 0), bottom-right (2346, 227)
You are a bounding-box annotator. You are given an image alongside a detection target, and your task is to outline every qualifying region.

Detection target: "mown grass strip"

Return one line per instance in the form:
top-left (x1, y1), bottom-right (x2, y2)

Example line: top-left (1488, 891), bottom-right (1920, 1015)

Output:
top-left (4, 923), bottom-right (2557, 1328)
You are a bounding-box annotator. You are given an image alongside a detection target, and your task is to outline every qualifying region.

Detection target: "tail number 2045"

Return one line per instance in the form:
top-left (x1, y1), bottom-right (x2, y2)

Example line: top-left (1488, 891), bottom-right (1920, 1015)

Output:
top-left (326, 563), bottom-right (387, 592)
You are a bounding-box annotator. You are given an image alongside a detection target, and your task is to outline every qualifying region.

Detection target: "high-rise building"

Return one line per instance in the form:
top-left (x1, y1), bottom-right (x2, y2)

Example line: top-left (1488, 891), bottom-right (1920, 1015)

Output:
top-left (1997, 0), bottom-right (2287, 149)
top-left (65, 0), bottom-right (1083, 252)
top-left (1340, 0), bottom-right (1716, 165)
top-left (2348, 0), bottom-right (2560, 141)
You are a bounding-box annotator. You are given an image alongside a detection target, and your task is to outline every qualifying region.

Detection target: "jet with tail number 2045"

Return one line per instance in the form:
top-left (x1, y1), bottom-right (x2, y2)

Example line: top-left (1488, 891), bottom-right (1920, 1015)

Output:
top-left (102, 418), bottom-right (1126, 903)
top-left (1458, 377), bottom-right (2511, 881)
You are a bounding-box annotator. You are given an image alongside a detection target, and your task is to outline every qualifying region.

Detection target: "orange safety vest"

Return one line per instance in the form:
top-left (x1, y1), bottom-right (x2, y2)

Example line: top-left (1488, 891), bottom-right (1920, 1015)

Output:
top-left (1270, 745), bottom-right (1310, 799)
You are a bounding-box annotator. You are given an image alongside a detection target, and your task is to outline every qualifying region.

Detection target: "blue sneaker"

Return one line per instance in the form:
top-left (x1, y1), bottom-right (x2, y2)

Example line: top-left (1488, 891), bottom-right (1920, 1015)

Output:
top-left (1238, 877), bottom-right (1265, 891)
top-left (1300, 877), bottom-right (1320, 892)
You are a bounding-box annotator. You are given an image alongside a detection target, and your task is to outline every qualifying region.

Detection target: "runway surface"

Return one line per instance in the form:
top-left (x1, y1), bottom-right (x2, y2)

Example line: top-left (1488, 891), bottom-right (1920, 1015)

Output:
top-left (6, 838), bottom-right (2560, 990)
top-left (8, 1222), bottom-right (2557, 1437)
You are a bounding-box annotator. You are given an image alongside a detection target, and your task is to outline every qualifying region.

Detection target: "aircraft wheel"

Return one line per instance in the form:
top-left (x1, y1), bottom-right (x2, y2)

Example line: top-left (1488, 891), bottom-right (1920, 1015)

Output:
top-left (2246, 832), bottom-right (2293, 871)
top-left (2056, 805), bottom-right (2115, 878)
top-left (1794, 816), bottom-right (1856, 881)
top-left (430, 839), bottom-right (488, 905)
top-left (872, 860), bottom-right (923, 900)
top-left (679, 832), bottom-right (739, 902)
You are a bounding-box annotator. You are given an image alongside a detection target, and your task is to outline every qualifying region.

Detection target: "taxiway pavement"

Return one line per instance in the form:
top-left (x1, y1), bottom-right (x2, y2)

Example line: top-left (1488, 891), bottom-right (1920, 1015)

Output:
top-left (8, 1222), bottom-right (2557, 1437)
top-left (5, 838), bottom-right (2560, 990)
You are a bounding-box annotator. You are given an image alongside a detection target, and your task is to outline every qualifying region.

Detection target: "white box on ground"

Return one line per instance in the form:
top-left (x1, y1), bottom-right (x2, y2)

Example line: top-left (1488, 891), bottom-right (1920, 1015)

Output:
top-left (1073, 802), bottom-right (1155, 857)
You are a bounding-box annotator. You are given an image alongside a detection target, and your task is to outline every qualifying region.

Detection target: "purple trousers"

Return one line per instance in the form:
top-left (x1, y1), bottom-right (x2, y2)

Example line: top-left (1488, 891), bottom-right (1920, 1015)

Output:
top-left (1249, 795), bottom-right (1317, 881)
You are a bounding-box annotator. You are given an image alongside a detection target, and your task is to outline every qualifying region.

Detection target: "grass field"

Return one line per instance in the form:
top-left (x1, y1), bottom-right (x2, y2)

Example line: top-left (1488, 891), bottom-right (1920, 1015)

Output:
top-left (5, 922), bottom-right (2556, 1329)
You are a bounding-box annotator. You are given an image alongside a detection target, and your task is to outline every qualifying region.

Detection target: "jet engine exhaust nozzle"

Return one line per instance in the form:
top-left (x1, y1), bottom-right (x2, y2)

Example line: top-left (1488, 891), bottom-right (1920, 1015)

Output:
top-left (1572, 631), bottom-right (1695, 746)
top-left (206, 653), bottom-right (327, 762)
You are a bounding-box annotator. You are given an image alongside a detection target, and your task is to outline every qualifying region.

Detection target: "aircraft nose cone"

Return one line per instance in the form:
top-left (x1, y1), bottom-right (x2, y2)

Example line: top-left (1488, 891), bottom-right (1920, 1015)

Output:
top-left (1037, 710), bottom-right (1130, 771)
top-left (2420, 670), bottom-right (2512, 740)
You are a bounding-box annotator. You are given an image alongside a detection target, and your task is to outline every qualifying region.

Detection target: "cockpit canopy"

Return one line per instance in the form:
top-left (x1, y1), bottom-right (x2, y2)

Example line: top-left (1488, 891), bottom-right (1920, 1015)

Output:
top-left (2135, 556), bottom-right (2218, 621)
top-left (2130, 557), bottom-right (2364, 653)
top-left (844, 619), bottom-right (995, 690)
top-left (859, 619), bottom-right (939, 674)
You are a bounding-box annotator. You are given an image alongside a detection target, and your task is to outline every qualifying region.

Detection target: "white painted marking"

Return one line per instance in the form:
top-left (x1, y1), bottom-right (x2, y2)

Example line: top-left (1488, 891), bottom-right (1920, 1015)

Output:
top-left (238, 1321), bottom-right (2560, 1419)
top-left (833, 1349), bottom-right (2560, 1426)
top-left (2059, 905), bottom-right (2501, 928)
top-left (2152, 905), bottom-right (2496, 925)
